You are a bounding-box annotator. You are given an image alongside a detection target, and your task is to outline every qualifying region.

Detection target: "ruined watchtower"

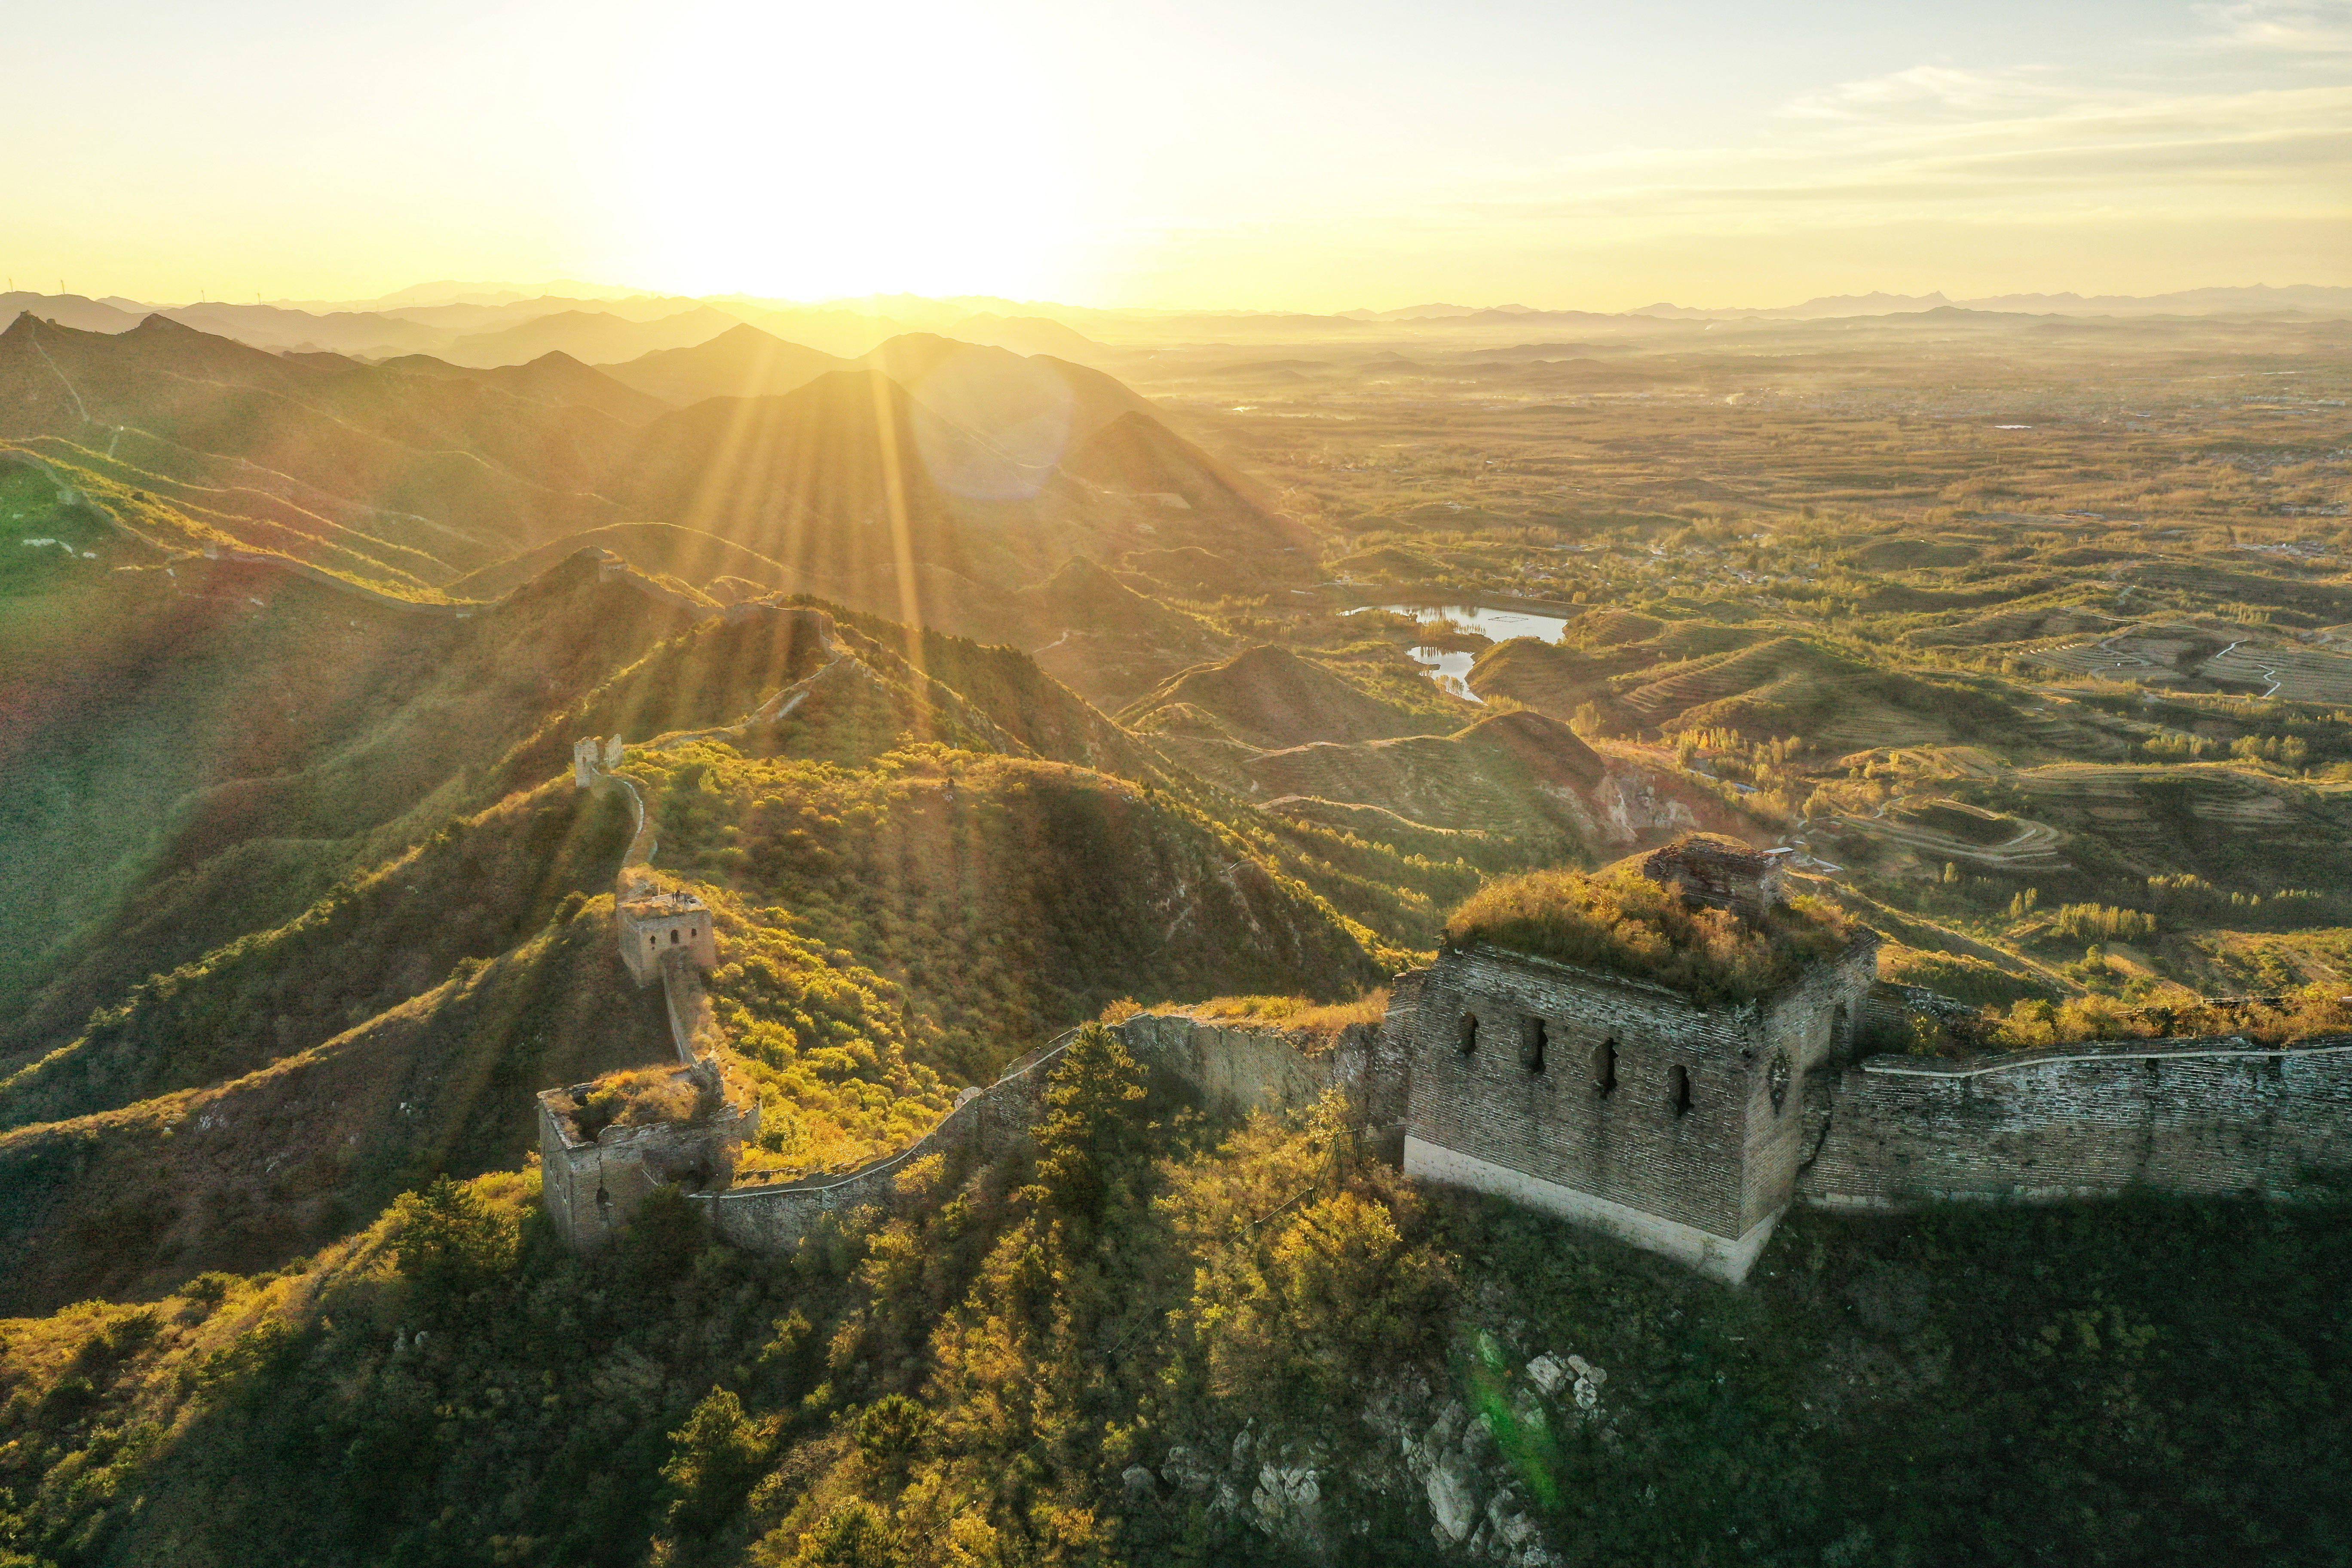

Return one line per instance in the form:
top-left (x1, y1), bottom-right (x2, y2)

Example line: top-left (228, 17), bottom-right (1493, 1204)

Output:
top-left (572, 734), bottom-right (623, 787)
top-left (1393, 835), bottom-right (1875, 1283)
top-left (537, 1058), bottom-right (759, 1247)
top-left (619, 888), bottom-right (717, 986)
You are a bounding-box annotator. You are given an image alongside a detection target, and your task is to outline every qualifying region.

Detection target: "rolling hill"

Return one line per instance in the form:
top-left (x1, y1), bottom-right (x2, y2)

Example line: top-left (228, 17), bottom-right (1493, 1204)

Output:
top-left (1122, 644), bottom-right (1439, 750)
top-left (444, 306), bottom-right (743, 368)
top-left (0, 314), bottom-right (625, 576)
top-left (1240, 708), bottom-right (1738, 851)
top-left (0, 538), bottom-right (1415, 1314)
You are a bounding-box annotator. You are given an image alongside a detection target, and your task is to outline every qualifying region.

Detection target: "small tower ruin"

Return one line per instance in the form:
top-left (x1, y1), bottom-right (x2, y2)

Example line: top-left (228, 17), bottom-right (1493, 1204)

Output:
top-left (537, 1058), bottom-right (758, 1248)
top-left (618, 887), bottom-right (717, 987)
top-left (573, 735), bottom-right (624, 787)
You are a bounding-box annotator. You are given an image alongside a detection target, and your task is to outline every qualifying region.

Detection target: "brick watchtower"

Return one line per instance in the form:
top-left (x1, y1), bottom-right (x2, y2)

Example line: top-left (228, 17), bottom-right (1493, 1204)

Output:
top-left (1393, 836), bottom-right (1876, 1283)
top-left (618, 888), bottom-right (717, 987)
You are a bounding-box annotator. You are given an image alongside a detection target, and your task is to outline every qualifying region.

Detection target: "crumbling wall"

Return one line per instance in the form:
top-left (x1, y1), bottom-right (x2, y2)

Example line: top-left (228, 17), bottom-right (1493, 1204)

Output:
top-left (1800, 1036), bottom-right (2352, 1207)
top-left (695, 1013), bottom-right (1372, 1251)
top-left (1390, 940), bottom-right (1876, 1283)
top-left (538, 1065), bottom-right (759, 1249)
top-left (1116, 1012), bottom-right (1369, 1117)
top-left (699, 1032), bottom-right (1069, 1251)
top-left (1738, 941), bottom-right (1880, 1234)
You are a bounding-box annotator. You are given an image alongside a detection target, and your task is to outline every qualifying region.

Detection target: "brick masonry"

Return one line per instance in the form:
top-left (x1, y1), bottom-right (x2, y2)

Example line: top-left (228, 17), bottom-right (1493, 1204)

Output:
top-left (691, 1013), bottom-right (1371, 1251)
top-left (1392, 940), bottom-right (1877, 1280)
top-left (1800, 1036), bottom-right (2352, 1207)
top-left (539, 1060), bottom-right (759, 1248)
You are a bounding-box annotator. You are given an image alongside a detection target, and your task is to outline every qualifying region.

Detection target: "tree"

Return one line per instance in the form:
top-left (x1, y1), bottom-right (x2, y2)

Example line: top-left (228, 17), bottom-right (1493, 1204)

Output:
top-left (386, 1176), bottom-right (516, 1314)
top-left (793, 1500), bottom-right (895, 1568)
top-left (853, 1393), bottom-right (933, 1476)
top-left (1031, 1023), bottom-right (1149, 1223)
top-left (662, 1387), bottom-right (769, 1535)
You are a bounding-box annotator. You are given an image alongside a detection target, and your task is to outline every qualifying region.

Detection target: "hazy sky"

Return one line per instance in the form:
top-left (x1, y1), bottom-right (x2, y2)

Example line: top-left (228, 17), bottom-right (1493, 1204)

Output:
top-left (8, 0), bottom-right (2346, 309)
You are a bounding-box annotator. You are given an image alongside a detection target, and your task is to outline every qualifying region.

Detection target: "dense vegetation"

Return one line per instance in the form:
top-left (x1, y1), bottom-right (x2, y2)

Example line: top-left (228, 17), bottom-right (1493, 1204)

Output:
top-left (1445, 864), bottom-right (1856, 1004)
top-left (3, 1031), bottom-right (2346, 1568)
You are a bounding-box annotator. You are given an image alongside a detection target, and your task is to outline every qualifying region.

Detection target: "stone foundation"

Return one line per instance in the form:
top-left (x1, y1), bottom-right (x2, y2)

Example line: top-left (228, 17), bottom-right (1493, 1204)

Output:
top-left (1406, 1135), bottom-right (1782, 1284)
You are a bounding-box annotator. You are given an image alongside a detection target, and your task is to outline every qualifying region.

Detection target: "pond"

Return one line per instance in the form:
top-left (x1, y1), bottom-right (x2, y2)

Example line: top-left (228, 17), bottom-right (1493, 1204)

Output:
top-left (1346, 603), bottom-right (1575, 702)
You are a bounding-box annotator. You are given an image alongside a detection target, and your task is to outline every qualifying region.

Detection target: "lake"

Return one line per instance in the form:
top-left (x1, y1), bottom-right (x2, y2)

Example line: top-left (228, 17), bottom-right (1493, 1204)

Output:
top-left (1346, 602), bottom-right (1576, 702)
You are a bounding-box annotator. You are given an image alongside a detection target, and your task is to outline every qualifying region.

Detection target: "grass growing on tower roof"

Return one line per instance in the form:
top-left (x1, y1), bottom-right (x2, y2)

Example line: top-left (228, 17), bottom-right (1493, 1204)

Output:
top-left (1445, 864), bottom-right (1856, 1006)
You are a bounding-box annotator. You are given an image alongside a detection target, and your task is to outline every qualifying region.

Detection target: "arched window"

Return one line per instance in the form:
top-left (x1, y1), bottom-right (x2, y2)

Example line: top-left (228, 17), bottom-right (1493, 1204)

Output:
top-left (1668, 1064), bottom-right (1692, 1117)
top-left (1521, 1018), bottom-right (1547, 1073)
top-left (670, 928), bottom-right (681, 945)
top-left (1458, 1013), bottom-right (1479, 1054)
top-left (1593, 1040), bottom-right (1617, 1096)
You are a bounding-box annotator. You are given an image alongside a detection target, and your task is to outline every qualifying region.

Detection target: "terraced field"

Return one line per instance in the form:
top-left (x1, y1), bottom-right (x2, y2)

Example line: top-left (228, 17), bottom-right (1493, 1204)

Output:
top-left (1834, 796), bottom-right (2067, 871)
top-left (2003, 763), bottom-right (2352, 887)
top-left (2199, 640), bottom-right (2352, 703)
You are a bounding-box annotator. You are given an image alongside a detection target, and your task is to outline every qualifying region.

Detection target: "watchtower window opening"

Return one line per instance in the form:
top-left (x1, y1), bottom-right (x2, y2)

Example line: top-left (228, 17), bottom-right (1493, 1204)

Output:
top-left (1668, 1064), bottom-right (1692, 1118)
top-left (648, 934), bottom-right (658, 949)
top-left (670, 928), bottom-right (681, 945)
top-left (1521, 1018), bottom-right (1547, 1074)
top-left (1458, 1013), bottom-right (1479, 1054)
top-left (1593, 1040), bottom-right (1617, 1096)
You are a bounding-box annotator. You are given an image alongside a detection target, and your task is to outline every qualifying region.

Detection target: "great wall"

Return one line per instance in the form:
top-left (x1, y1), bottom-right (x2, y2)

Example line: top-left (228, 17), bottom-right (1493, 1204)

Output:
top-left (533, 655), bottom-right (2352, 1282)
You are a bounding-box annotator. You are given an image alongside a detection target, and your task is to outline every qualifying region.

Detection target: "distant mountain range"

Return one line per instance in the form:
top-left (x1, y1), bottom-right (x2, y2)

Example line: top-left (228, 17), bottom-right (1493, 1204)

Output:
top-left (1627, 285), bottom-right (2352, 319)
top-left (0, 310), bottom-right (1308, 699)
top-left (5, 282), bottom-right (2344, 372)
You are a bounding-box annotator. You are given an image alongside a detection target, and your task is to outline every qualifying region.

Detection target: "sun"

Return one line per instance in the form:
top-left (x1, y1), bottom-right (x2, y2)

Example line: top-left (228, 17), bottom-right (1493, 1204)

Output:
top-left (599, 0), bottom-right (1083, 300)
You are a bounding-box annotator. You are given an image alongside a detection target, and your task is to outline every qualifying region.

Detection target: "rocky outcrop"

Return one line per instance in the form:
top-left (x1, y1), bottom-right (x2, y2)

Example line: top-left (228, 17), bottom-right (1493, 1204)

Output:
top-left (1143, 1339), bottom-right (1606, 1564)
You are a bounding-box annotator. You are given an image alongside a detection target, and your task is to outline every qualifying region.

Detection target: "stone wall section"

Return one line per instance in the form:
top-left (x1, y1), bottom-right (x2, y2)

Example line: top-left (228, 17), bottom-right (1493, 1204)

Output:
top-left (1116, 1013), bottom-right (1364, 1117)
top-left (1740, 942), bottom-right (1877, 1232)
top-left (695, 1012), bottom-right (1362, 1250)
top-left (1800, 1036), bottom-right (2352, 1207)
top-left (539, 1062), bottom-right (759, 1248)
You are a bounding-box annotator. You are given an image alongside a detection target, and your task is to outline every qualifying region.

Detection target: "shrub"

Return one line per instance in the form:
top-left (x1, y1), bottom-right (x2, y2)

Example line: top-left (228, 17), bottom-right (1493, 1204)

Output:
top-left (559, 1067), bottom-right (712, 1141)
top-left (1444, 865), bottom-right (1854, 1005)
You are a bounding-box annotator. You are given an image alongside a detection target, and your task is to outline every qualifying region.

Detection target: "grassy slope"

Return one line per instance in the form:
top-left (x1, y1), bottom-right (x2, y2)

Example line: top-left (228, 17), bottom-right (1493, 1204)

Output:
top-left (0, 902), bottom-right (670, 1314)
top-left (0, 551), bottom-right (709, 1061)
top-left (0, 568), bottom-right (1433, 1314)
top-left (0, 781), bottom-right (637, 1132)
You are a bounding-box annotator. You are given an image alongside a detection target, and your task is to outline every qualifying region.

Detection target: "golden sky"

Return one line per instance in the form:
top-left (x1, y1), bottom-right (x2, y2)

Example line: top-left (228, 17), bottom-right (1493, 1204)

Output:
top-left (9, 0), bottom-right (2348, 309)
